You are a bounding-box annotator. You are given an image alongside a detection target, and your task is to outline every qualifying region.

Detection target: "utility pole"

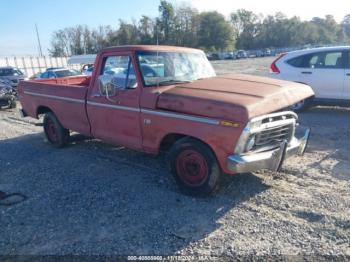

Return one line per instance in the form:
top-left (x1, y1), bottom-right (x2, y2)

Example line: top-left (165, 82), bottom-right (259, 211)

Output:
top-left (35, 23), bottom-right (43, 57)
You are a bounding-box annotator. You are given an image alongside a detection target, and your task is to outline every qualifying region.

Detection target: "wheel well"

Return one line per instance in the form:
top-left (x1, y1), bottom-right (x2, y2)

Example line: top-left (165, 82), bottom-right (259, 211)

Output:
top-left (36, 106), bottom-right (52, 118)
top-left (160, 133), bottom-right (222, 172)
top-left (160, 134), bottom-right (215, 155)
top-left (160, 134), bottom-right (187, 152)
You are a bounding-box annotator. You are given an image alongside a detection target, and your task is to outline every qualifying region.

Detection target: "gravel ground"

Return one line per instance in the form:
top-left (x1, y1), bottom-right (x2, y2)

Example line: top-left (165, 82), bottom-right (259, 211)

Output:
top-left (0, 57), bottom-right (349, 259)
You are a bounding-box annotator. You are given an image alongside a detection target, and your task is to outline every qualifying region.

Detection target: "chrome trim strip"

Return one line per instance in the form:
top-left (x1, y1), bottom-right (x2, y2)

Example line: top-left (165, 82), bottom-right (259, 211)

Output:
top-left (24, 91), bottom-right (85, 104)
top-left (141, 109), bottom-right (220, 125)
top-left (251, 111), bottom-right (298, 122)
top-left (87, 101), bottom-right (140, 112)
top-left (87, 102), bottom-right (219, 125)
top-left (24, 91), bottom-right (220, 125)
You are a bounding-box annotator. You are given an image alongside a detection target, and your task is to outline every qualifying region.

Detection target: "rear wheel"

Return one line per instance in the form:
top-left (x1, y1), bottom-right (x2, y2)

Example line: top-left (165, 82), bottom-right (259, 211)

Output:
top-left (168, 138), bottom-right (221, 196)
top-left (43, 112), bottom-right (70, 148)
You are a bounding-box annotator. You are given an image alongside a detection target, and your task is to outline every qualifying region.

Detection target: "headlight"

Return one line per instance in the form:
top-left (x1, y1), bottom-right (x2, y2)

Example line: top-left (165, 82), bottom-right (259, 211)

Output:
top-left (246, 135), bottom-right (256, 152)
top-left (234, 120), bottom-right (261, 154)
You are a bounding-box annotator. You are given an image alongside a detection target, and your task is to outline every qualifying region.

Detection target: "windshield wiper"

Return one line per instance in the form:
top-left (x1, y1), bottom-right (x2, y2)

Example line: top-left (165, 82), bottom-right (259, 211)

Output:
top-left (157, 79), bottom-right (192, 86)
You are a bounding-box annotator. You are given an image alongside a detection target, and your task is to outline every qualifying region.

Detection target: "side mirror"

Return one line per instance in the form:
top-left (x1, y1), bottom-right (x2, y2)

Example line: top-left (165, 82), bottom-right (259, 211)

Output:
top-left (98, 75), bottom-right (116, 97)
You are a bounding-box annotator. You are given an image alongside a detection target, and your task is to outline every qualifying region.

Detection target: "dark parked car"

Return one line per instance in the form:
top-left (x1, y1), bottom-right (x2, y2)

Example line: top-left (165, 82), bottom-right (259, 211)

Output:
top-left (236, 50), bottom-right (248, 59)
top-left (224, 52), bottom-right (236, 60)
top-left (263, 48), bottom-right (272, 56)
top-left (0, 67), bottom-right (27, 89)
top-left (207, 53), bottom-right (220, 61)
top-left (0, 79), bottom-right (16, 109)
top-left (33, 68), bottom-right (82, 79)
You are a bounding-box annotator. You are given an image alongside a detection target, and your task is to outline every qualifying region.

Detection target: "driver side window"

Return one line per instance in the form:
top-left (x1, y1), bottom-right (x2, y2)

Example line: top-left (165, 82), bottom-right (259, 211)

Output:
top-left (99, 55), bottom-right (137, 95)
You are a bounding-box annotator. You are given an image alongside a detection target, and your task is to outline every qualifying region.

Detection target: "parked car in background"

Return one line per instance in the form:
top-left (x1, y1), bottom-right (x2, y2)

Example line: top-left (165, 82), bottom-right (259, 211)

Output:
top-left (255, 50), bottom-right (264, 57)
top-left (34, 68), bottom-right (82, 79)
top-left (236, 50), bottom-right (248, 59)
top-left (29, 72), bottom-right (42, 80)
top-left (207, 53), bottom-right (220, 61)
top-left (224, 52), bottom-right (237, 60)
top-left (263, 48), bottom-right (272, 56)
top-left (270, 46), bottom-right (350, 111)
top-left (81, 64), bottom-right (94, 76)
top-left (0, 79), bottom-right (16, 109)
top-left (0, 66), bottom-right (27, 89)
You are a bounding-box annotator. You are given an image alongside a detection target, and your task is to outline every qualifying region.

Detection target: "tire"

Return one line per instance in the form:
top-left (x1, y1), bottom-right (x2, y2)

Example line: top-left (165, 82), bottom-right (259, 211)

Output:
top-left (8, 100), bottom-right (16, 109)
top-left (43, 112), bottom-right (70, 148)
top-left (289, 98), bottom-right (312, 113)
top-left (168, 137), bottom-right (222, 196)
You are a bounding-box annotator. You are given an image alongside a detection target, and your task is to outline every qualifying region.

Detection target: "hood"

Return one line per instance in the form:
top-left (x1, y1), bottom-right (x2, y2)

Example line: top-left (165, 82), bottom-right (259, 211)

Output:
top-left (156, 74), bottom-right (314, 123)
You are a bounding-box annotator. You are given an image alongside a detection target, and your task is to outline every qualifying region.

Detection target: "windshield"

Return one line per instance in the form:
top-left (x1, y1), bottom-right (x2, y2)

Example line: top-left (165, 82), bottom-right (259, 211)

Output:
top-left (54, 69), bottom-right (81, 78)
top-left (0, 68), bottom-right (24, 77)
top-left (136, 51), bottom-right (216, 86)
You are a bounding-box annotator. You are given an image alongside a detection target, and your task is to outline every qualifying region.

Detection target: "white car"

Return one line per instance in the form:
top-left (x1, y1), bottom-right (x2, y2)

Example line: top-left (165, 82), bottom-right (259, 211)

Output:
top-left (270, 46), bottom-right (350, 111)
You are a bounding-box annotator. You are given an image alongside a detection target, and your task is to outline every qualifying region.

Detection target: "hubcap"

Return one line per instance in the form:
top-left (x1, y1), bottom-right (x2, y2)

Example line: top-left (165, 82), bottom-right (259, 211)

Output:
top-left (176, 150), bottom-right (208, 186)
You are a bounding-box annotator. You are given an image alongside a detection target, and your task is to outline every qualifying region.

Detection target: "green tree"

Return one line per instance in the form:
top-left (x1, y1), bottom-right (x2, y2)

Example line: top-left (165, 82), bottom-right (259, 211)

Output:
top-left (230, 9), bottom-right (259, 41)
top-left (310, 15), bottom-right (341, 44)
top-left (173, 5), bottom-right (200, 47)
top-left (138, 15), bottom-right (155, 44)
top-left (113, 20), bottom-right (140, 45)
top-left (198, 11), bottom-right (234, 51)
top-left (158, 0), bottom-right (175, 43)
top-left (50, 5), bottom-right (349, 56)
top-left (342, 15), bottom-right (350, 37)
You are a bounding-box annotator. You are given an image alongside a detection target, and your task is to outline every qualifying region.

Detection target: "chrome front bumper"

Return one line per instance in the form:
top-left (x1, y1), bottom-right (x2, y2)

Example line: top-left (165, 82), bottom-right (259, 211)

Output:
top-left (227, 128), bottom-right (310, 173)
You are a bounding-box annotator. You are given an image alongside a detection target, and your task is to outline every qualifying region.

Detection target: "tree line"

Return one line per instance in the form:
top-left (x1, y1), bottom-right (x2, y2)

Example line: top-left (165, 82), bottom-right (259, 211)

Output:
top-left (49, 1), bottom-right (350, 56)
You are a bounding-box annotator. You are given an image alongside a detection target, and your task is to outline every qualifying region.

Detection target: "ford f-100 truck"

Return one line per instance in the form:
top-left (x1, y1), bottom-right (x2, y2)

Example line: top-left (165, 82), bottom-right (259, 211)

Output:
top-left (19, 45), bottom-right (314, 196)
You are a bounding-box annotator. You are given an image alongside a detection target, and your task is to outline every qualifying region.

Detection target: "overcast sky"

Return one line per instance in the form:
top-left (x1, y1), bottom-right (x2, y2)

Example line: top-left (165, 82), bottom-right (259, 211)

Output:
top-left (0, 0), bottom-right (348, 56)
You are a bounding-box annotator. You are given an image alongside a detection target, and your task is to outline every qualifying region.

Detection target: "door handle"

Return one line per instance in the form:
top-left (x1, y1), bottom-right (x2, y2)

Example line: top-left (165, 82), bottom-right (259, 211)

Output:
top-left (301, 71), bottom-right (312, 74)
top-left (92, 93), bottom-right (102, 98)
top-left (346, 73), bottom-right (350, 76)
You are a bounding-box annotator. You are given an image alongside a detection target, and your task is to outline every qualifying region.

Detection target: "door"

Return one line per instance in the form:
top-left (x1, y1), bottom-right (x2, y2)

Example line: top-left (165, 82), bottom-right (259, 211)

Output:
top-left (86, 52), bottom-right (142, 150)
top-left (298, 51), bottom-right (345, 99)
top-left (343, 51), bottom-right (350, 99)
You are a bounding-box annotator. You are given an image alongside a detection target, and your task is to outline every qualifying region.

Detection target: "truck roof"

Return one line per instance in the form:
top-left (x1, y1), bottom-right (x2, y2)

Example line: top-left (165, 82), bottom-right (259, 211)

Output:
top-left (100, 45), bottom-right (203, 54)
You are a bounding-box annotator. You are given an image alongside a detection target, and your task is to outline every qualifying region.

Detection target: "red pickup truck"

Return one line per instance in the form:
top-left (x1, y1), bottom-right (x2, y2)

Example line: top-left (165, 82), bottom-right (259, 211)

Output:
top-left (19, 45), bottom-right (314, 196)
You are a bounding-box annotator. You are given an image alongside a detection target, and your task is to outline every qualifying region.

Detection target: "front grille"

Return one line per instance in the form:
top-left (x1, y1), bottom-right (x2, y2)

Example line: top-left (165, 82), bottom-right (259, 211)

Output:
top-left (255, 124), bottom-right (293, 147)
top-left (249, 112), bottom-right (296, 152)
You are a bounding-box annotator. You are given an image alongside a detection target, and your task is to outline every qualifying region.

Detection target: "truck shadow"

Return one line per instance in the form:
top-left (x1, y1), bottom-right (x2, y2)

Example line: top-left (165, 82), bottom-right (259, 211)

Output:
top-left (0, 133), bottom-right (269, 255)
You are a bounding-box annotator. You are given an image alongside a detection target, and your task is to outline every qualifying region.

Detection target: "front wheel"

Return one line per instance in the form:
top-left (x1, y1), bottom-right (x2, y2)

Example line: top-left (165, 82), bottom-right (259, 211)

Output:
top-left (168, 138), bottom-right (222, 196)
top-left (43, 112), bottom-right (70, 148)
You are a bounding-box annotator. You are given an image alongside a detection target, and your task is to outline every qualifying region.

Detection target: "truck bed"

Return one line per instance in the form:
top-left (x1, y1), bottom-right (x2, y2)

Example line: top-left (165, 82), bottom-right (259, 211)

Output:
top-left (30, 75), bottom-right (91, 87)
top-left (19, 76), bottom-right (91, 135)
